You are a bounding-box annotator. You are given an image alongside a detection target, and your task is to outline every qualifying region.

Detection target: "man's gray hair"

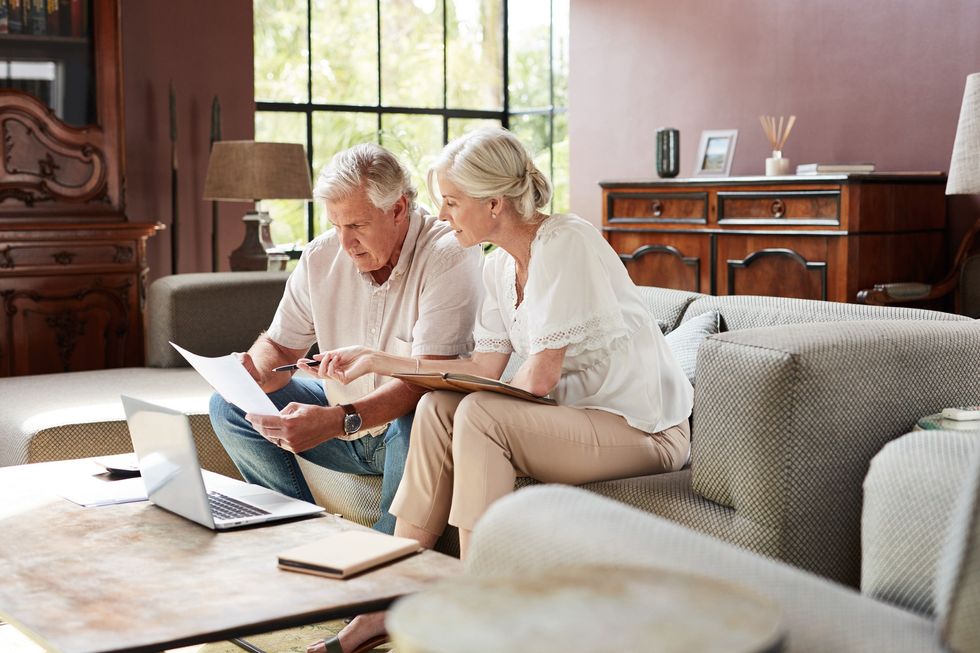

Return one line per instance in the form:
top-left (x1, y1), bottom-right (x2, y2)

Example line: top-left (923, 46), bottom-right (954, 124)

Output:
top-left (314, 143), bottom-right (417, 211)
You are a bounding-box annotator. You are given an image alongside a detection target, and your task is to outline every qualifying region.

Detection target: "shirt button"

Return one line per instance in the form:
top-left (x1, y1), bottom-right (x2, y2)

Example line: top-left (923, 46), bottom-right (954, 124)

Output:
top-left (371, 328), bottom-right (377, 334)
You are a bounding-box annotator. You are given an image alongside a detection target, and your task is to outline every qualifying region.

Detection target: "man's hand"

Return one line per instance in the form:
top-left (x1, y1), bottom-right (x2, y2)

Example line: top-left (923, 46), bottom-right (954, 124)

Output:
top-left (312, 346), bottom-right (378, 384)
top-left (245, 404), bottom-right (344, 453)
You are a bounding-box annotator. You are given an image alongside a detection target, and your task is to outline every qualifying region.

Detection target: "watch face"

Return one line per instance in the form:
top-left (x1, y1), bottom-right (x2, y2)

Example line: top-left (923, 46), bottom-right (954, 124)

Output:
top-left (344, 412), bottom-right (363, 434)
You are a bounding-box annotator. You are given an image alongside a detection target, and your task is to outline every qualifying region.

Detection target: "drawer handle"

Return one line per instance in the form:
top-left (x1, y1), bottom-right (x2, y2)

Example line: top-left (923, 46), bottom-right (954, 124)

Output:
top-left (53, 251), bottom-right (76, 265)
top-left (770, 199), bottom-right (786, 218)
top-left (650, 200), bottom-right (664, 217)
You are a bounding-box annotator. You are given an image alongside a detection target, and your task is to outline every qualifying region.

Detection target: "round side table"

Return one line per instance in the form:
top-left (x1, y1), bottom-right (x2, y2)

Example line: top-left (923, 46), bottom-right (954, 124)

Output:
top-left (915, 413), bottom-right (980, 432)
top-left (388, 565), bottom-right (784, 653)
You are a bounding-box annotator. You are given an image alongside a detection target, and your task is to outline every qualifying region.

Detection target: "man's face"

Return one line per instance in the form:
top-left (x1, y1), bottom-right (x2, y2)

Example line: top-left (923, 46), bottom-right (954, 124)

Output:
top-left (326, 185), bottom-right (408, 273)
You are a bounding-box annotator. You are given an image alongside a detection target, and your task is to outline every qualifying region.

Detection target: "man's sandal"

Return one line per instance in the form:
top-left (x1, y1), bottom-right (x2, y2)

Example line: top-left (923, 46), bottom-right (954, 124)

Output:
top-left (311, 633), bottom-right (389, 653)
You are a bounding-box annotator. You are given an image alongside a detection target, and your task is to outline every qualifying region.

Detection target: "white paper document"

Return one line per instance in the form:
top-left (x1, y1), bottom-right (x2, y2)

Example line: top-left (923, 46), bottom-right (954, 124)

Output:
top-left (169, 342), bottom-right (279, 416)
top-left (56, 473), bottom-right (147, 507)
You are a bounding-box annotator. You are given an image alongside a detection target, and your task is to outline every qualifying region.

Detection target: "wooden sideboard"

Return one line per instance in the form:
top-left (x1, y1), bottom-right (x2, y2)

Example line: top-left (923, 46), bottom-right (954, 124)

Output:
top-left (0, 0), bottom-right (161, 377)
top-left (601, 175), bottom-right (947, 303)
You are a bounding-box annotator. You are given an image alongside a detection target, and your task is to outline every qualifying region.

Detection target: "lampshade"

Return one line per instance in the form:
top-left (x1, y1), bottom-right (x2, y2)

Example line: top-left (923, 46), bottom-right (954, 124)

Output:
top-left (947, 72), bottom-right (980, 195)
top-left (203, 141), bottom-right (313, 201)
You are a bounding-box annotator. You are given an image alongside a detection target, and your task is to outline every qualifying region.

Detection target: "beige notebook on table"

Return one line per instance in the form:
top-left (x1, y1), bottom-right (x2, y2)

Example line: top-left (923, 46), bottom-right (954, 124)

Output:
top-left (278, 530), bottom-right (423, 579)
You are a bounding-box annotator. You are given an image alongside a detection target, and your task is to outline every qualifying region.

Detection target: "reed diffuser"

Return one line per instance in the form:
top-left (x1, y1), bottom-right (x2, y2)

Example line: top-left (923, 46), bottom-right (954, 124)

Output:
top-left (759, 115), bottom-right (796, 176)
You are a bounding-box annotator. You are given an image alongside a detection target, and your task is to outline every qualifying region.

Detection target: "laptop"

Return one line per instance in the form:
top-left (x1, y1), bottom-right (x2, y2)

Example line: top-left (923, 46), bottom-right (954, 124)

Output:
top-left (121, 395), bottom-right (324, 530)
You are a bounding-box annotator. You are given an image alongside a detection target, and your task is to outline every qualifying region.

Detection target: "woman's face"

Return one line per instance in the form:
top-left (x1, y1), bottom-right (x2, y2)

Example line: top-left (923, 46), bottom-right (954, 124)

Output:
top-left (436, 172), bottom-right (495, 249)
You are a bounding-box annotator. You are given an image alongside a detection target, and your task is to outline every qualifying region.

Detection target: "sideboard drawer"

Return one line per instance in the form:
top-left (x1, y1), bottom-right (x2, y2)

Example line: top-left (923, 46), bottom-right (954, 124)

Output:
top-left (717, 190), bottom-right (840, 226)
top-left (0, 241), bottom-right (137, 272)
top-left (607, 192), bottom-right (708, 224)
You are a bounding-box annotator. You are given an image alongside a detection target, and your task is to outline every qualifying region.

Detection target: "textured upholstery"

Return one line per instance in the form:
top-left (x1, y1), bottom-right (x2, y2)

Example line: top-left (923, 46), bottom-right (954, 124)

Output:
top-left (936, 443), bottom-right (980, 652)
top-left (634, 286), bottom-right (702, 332)
top-left (465, 485), bottom-right (941, 652)
top-left (862, 431), bottom-right (980, 616)
top-left (687, 320), bottom-right (980, 586)
top-left (681, 293), bottom-right (968, 331)
top-left (663, 310), bottom-right (720, 383)
top-left (0, 367), bottom-right (237, 476)
top-left (146, 271), bottom-right (290, 368)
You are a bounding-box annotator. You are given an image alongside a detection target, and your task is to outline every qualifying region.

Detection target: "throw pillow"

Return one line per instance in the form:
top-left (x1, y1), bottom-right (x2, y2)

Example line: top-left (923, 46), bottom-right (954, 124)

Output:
top-left (664, 311), bottom-right (721, 385)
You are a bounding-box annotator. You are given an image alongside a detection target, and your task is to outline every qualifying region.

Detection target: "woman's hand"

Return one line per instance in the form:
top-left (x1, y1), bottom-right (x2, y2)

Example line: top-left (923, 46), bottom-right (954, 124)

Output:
top-left (308, 346), bottom-right (378, 384)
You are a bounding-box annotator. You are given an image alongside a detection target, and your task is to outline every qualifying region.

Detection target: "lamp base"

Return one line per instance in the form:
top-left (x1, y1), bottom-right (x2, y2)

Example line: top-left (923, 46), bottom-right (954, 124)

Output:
top-left (229, 211), bottom-right (276, 272)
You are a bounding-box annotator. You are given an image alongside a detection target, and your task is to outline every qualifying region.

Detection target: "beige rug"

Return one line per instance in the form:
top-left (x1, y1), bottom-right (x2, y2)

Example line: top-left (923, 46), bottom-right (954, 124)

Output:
top-left (0, 620), bottom-right (391, 653)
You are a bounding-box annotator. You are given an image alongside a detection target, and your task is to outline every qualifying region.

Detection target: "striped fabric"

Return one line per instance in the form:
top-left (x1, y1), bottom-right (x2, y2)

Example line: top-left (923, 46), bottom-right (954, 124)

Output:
top-left (862, 431), bottom-right (980, 616)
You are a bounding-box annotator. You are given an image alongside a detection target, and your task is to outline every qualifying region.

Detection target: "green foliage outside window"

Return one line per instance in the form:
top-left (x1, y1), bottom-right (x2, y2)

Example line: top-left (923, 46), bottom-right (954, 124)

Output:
top-left (254, 0), bottom-right (569, 249)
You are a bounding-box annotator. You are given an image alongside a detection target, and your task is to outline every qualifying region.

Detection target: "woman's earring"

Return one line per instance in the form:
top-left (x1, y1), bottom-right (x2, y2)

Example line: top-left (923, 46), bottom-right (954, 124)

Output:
top-left (490, 212), bottom-right (497, 220)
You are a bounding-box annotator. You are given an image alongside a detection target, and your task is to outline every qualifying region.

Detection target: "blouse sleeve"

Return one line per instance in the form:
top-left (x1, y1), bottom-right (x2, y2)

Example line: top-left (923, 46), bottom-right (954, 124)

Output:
top-left (472, 249), bottom-right (513, 354)
top-left (523, 224), bottom-right (630, 356)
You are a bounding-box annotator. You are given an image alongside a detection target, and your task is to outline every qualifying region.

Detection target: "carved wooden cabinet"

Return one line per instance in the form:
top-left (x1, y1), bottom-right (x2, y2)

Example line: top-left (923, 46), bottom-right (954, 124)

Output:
top-left (601, 175), bottom-right (947, 303)
top-left (0, 0), bottom-right (160, 377)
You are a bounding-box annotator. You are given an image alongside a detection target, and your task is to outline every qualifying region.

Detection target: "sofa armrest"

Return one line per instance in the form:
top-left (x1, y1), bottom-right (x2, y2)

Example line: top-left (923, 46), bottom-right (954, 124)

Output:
top-left (146, 272), bottom-right (291, 368)
top-left (690, 319), bottom-right (980, 585)
top-left (465, 486), bottom-right (941, 652)
top-left (862, 431), bottom-right (980, 617)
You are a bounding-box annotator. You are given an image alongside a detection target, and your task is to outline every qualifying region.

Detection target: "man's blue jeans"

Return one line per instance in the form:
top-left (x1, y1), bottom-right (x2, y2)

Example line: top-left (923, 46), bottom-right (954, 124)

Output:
top-left (208, 377), bottom-right (412, 534)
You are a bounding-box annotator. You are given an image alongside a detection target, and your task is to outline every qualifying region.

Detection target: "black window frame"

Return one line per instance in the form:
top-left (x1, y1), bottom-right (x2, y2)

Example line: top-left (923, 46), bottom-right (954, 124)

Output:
top-left (255, 0), bottom-right (568, 255)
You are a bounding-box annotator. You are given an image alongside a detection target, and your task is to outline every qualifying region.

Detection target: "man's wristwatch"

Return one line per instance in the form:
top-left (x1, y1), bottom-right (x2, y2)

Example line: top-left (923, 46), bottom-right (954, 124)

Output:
top-left (340, 404), bottom-right (363, 435)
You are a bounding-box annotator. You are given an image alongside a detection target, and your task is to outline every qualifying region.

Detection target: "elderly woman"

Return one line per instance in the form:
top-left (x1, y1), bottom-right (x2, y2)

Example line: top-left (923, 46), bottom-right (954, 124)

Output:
top-left (305, 127), bottom-right (693, 653)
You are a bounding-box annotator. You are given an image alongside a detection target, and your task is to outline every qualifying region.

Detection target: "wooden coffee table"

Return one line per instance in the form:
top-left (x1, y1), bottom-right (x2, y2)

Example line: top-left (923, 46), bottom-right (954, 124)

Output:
top-left (0, 458), bottom-right (462, 653)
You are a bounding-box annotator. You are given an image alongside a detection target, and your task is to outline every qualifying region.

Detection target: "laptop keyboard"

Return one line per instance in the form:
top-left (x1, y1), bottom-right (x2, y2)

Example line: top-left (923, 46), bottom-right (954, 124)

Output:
top-left (207, 491), bottom-right (270, 520)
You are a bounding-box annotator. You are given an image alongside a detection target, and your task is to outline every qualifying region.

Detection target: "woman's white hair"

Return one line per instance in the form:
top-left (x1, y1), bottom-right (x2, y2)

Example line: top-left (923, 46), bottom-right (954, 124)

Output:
top-left (427, 127), bottom-right (553, 223)
top-left (314, 143), bottom-right (417, 211)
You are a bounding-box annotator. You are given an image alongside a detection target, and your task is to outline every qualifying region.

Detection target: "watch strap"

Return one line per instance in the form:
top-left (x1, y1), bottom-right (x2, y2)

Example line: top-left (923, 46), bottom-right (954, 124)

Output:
top-left (340, 403), bottom-right (358, 417)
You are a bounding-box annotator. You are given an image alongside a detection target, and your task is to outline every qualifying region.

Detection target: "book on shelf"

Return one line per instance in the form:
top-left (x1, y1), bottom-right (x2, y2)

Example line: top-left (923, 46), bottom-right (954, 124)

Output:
top-left (796, 163), bottom-right (876, 175)
top-left (392, 371), bottom-right (557, 406)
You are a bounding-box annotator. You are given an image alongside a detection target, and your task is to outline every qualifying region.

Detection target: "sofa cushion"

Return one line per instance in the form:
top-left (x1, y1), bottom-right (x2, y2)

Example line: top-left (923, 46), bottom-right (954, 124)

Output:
top-left (664, 310), bottom-right (720, 384)
top-left (635, 286), bottom-right (703, 332)
top-left (862, 431), bottom-right (980, 616)
top-left (0, 368), bottom-right (239, 477)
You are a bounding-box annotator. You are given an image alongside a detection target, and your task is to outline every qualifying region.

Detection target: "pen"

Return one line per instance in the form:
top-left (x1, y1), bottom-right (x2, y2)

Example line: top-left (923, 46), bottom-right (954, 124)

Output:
top-left (272, 360), bottom-right (321, 373)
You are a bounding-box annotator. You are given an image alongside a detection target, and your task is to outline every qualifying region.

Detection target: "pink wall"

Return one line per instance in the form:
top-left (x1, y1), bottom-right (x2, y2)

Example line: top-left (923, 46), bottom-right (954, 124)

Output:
top-left (569, 0), bottom-right (980, 251)
top-left (121, 1), bottom-right (255, 279)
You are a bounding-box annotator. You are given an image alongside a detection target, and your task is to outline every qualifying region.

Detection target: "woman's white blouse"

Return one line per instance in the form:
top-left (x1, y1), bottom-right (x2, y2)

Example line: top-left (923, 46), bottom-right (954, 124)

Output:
top-left (473, 213), bottom-right (694, 434)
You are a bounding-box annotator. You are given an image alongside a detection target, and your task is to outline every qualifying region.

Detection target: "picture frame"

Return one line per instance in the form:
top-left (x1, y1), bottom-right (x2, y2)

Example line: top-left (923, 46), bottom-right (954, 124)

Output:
top-left (693, 129), bottom-right (738, 177)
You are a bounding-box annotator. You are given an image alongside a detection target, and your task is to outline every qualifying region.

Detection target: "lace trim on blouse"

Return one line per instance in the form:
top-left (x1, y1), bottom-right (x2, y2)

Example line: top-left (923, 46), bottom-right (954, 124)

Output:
top-left (474, 336), bottom-right (513, 354)
top-left (526, 308), bottom-right (630, 356)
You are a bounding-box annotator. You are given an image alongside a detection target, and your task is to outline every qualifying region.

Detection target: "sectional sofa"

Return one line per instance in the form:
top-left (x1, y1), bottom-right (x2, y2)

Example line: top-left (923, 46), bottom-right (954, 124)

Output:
top-left (1, 272), bottom-right (977, 588)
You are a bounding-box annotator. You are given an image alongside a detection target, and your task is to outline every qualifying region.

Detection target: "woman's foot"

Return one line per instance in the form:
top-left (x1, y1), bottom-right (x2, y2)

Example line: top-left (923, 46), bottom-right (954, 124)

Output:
top-left (307, 611), bottom-right (388, 653)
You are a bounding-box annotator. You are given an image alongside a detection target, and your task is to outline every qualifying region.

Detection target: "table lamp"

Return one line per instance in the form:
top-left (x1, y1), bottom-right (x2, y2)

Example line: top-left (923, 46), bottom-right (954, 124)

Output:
top-left (203, 141), bottom-right (313, 271)
top-left (946, 72), bottom-right (980, 316)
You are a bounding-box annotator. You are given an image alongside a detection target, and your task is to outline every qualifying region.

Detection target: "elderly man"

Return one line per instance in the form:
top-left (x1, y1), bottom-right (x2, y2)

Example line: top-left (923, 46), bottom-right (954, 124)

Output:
top-left (209, 143), bottom-right (483, 534)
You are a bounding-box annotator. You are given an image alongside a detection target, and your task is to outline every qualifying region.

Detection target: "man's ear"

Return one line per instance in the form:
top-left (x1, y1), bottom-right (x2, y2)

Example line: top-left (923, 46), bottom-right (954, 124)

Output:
top-left (391, 195), bottom-right (410, 225)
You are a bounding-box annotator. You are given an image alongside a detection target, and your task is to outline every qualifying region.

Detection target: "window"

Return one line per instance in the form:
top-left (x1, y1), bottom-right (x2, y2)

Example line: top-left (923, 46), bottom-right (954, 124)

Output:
top-left (254, 0), bottom-right (569, 250)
